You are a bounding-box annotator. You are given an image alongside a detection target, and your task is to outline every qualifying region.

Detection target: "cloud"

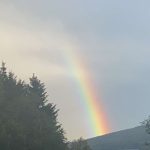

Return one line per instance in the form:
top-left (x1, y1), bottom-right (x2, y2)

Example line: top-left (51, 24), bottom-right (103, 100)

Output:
top-left (0, 2), bottom-right (77, 80)
top-left (1, 0), bottom-right (150, 139)
top-left (0, 1), bottom-right (91, 139)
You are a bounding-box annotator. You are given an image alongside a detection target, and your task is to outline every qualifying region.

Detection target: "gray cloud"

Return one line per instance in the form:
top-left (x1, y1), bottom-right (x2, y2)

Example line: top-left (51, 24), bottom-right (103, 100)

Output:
top-left (1, 0), bottom-right (150, 139)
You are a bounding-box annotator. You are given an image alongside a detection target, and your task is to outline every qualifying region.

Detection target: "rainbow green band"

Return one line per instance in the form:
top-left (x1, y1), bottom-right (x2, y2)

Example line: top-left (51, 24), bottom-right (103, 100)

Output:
top-left (64, 48), bottom-right (110, 137)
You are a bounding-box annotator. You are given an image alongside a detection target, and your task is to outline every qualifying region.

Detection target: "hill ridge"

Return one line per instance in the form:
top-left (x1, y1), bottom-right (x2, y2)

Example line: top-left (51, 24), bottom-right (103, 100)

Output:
top-left (88, 126), bottom-right (150, 150)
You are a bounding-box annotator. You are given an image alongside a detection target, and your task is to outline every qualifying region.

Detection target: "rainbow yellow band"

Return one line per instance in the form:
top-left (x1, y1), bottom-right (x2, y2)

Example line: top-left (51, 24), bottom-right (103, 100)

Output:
top-left (64, 48), bottom-right (110, 136)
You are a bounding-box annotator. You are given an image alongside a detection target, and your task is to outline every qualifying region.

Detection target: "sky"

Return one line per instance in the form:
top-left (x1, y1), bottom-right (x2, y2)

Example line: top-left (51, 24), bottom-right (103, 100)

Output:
top-left (0, 0), bottom-right (150, 140)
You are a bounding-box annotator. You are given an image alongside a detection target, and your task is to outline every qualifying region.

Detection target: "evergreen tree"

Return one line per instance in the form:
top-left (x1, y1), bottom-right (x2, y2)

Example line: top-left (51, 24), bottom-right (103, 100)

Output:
top-left (69, 138), bottom-right (92, 150)
top-left (142, 116), bottom-right (150, 150)
top-left (0, 63), bottom-right (68, 150)
top-left (30, 74), bottom-right (48, 108)
top-left (143, 116), bottom-right (150, 134)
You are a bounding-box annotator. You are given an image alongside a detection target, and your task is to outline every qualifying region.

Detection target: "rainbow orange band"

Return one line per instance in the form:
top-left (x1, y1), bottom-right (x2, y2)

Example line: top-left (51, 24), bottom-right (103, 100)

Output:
top-left (64, 48), bottom-right (110, 137)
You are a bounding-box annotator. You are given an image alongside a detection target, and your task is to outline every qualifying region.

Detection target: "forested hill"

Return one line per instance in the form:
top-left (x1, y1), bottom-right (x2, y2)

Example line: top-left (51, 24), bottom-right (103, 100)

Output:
top-left (88, 126), bottom-right (150, 150)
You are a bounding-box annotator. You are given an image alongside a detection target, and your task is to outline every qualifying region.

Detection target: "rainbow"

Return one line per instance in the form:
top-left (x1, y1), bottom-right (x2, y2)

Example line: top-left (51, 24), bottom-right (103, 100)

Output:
top-left (64, 46), bottom-right (110, 137)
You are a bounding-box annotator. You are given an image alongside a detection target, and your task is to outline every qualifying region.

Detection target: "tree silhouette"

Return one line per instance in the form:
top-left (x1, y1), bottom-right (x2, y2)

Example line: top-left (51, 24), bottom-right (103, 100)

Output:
top-left (0, 63), bottom-right (67, 150)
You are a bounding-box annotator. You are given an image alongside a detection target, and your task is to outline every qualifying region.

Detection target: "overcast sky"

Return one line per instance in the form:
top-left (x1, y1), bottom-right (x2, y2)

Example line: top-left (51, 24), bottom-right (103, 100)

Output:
top-left (1, 0), bottom-right (150, 140)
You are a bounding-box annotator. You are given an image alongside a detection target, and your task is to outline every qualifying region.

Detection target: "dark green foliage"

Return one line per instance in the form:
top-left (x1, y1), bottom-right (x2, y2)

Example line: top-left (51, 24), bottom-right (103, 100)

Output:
top-left (143, 116), bottom-right (150, 134)
top-left (142, 116), bottom-right (150, 149)
top-left (0, 63), bottom-right (67, 150)
top-left (69, 138), bottom-right (92, 150)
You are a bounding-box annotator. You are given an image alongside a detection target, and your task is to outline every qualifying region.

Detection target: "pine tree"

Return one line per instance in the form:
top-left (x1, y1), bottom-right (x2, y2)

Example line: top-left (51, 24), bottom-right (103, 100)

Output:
top-left (29, 74), bottom-right (67, 150)
top-left (30, 74), bottom-right (48, 108)
top-left (0, 63), bottom-right (68, 150)
top-left (69, 138), bottom-right (92, 150)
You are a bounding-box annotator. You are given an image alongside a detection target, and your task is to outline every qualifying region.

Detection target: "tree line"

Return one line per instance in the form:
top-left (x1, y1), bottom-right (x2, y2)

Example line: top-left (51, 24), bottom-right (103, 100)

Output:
top-left (0, 62), bottom-right (91, 150)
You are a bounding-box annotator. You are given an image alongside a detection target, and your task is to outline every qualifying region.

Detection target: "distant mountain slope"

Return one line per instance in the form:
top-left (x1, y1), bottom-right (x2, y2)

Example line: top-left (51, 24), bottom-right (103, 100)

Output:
top-left (88, 126), bottom-right (150, 150)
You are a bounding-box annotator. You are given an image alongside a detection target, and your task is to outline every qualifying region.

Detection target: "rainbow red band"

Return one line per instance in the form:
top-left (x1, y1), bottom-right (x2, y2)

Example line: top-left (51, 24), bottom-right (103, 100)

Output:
top-left (64, 47), bottom-right (110, 137)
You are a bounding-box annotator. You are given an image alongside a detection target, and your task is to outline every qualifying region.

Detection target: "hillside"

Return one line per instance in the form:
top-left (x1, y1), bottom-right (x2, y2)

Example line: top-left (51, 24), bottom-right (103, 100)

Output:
top-left (88, 126), bottom-right (150, 150)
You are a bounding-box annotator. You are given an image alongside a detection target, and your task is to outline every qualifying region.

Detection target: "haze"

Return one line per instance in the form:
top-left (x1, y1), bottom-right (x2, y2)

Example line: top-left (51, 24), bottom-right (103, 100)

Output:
top-left (0, 0), bottom-right (150, 140)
